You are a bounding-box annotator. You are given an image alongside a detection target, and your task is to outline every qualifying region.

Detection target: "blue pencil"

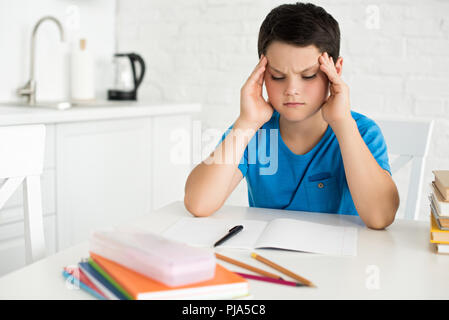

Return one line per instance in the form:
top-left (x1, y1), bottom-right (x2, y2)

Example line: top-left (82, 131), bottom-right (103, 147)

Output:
top-left (62, 270), bottom-right (106, 300)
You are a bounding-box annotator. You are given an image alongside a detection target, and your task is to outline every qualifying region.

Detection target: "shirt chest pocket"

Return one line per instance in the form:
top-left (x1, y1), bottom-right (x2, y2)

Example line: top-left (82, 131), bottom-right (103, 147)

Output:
top-left (304, 175), bottom-right (341, 213)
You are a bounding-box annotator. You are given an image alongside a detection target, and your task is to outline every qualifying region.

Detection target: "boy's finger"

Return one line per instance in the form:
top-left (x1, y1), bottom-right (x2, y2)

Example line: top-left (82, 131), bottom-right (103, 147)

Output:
top-left (254, 65), bottom-right (266, 87)
top-left (320, 62), bottom-right (338, 81)
top-left (248, 57), bottom-right (266, 84)
top-left (256, 66), bottom-right (265, 86)
top-left (319, 55), bottom-right (342, 85)
top-left (252, 55), bottom-right (265, 73)
top-left (254, 56), bottom-right (264, 69)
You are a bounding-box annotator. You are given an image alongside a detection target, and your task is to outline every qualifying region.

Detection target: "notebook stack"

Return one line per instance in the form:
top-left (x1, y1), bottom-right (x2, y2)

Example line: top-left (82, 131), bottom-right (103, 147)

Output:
top-left (429, 170), bottom-right (449, 254)
top-left (62, 230), bottom-right (249, 300)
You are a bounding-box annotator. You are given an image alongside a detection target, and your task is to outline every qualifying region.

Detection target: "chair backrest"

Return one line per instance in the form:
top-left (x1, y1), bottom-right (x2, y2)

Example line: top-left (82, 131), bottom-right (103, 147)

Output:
top-left (375, 118), bottom-right (434, 220)
top-left (0, 124), bottom-right (46, 263)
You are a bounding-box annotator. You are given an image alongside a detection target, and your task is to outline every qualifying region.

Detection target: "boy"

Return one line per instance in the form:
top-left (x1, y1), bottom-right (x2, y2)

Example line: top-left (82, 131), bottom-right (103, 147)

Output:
top-left (184, 2), bottom-right (400, 229)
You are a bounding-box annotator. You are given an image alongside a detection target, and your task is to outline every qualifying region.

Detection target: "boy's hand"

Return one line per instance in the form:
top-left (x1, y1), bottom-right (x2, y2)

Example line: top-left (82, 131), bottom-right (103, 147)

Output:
top-left (319, 52), bottom-right (352, 127)
top-left (239, 55), bottom-right (274, 128)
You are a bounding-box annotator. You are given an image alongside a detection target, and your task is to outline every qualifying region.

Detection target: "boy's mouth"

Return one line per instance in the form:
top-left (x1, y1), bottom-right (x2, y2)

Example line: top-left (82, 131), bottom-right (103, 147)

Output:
top-left (284, 102), bottom-right (305, 107)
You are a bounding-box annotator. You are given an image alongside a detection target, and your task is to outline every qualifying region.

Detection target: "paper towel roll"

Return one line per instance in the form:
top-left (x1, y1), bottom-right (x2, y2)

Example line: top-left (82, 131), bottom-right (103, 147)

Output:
top-left (70, 39), bottom-right (95, 101)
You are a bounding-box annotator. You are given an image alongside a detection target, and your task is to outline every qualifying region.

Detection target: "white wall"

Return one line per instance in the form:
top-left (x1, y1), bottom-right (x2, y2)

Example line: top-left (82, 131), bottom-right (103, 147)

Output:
top-left (0, 0), bottom-right (116, 102)
top-left (110, 0), bottom-right (449, 220)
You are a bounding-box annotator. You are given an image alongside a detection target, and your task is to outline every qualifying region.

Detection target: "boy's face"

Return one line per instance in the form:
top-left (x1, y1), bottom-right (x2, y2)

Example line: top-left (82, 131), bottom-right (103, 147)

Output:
top-left (264, 41), bottom-right (339, 122)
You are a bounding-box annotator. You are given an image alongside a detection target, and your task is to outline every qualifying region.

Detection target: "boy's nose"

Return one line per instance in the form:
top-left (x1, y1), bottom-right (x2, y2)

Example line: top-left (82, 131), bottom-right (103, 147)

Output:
top-left (284, 85), bottom-right (300, 96)
top-left (284, 79), bottom-right (302, 96)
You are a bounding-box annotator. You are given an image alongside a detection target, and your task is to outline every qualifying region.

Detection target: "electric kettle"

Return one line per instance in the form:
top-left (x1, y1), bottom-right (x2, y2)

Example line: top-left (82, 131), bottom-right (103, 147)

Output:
top-left (107, 53), bottom-right (145, 101)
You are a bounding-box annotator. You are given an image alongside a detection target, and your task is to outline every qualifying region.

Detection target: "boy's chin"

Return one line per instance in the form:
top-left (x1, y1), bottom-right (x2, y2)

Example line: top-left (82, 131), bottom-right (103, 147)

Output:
top-left (277, 105), bottom-right (322, 122)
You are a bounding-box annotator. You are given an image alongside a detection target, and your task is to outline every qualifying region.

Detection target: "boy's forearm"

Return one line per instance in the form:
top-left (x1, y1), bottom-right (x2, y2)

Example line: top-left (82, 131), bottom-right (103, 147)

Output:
top-left (331, 118), bottom-right (399, 229)
top-left (184, 117), bottom-right (260, 217)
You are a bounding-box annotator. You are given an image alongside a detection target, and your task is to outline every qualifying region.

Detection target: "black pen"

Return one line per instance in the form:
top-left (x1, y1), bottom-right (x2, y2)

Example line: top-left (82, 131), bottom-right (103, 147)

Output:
top-left (214, 225), bottom-right (244, 247)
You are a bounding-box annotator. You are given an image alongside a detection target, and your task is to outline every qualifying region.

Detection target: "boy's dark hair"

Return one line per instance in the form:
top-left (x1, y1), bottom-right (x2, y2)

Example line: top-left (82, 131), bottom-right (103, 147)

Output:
top-left (258, 2), bottom-right (340, 61)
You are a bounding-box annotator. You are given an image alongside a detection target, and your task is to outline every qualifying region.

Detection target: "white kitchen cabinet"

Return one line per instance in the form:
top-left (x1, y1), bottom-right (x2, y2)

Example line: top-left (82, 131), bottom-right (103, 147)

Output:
top-left (55, 115), bottom-right (195, 250)
top-left (0, 103), bottom-right (199, 276)
top-left (56, 118), bottom-right (152, 250)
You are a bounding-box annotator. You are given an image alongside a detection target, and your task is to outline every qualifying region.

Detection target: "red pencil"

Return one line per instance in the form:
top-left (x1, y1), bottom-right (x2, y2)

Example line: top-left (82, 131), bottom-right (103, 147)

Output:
top-left (235, 272), bottom-right (305, 287)
top-left (64, 266), bottom-right (107, 298)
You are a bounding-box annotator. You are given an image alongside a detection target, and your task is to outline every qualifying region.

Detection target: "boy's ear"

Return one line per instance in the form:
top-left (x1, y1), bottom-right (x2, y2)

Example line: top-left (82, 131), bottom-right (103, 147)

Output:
top-left (335, 56), bottom-right (343, 76)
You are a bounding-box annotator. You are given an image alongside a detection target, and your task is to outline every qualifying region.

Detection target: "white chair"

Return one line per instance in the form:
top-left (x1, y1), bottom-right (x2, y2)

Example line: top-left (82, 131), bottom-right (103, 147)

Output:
top-left (376, 118), bottom-right (434, 220)
top-left (0, 125), bottom-right (47, 264)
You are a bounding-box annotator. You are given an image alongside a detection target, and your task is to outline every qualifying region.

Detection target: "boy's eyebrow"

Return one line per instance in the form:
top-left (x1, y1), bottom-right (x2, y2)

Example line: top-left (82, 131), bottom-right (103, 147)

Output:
top-left (269, 63), bottom-right (320, 75)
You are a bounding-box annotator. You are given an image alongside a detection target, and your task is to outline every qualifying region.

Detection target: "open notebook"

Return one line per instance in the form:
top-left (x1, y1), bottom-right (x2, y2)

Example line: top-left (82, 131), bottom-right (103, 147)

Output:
top-left (163, 217), bottom-right (358, 256)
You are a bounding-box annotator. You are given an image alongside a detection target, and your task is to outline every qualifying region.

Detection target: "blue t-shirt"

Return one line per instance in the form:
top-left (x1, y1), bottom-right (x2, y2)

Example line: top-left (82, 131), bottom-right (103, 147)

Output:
top-left (218, 110), bottom-right (391, 216)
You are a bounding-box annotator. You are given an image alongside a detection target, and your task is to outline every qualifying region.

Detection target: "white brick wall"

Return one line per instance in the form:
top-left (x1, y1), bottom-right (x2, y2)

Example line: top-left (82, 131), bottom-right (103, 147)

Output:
top-left (117, 0), bottom-right (449, 221)
top-left (0, 0), bottom-right (116, 102)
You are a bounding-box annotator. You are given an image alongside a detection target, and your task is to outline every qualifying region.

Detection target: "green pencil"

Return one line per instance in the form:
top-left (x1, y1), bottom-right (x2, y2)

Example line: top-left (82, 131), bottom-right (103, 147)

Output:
top-left (88, 257), bottom-right (134, 300)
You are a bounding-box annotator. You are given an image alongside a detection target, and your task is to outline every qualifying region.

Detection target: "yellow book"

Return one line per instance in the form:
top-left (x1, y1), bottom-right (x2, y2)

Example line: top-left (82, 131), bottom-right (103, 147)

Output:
top-left (430, 213), bottom-right (449, 244)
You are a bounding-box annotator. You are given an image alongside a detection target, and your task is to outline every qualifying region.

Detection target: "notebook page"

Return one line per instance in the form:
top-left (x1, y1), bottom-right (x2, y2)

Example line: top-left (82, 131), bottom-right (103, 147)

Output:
top-left (254, 218), bottom-right (358, 256)
top-left (162, 217), bottom-right (268, 249)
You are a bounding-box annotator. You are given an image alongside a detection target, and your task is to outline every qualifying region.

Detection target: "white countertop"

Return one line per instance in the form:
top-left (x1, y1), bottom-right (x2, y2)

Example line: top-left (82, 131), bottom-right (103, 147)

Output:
top-left (0, 101), bottom-right (202, 126)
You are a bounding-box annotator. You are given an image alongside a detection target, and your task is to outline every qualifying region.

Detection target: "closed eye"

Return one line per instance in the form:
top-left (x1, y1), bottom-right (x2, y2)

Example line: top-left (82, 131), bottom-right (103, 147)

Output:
top-left (270, 74), bottom-right (317, 81)
top-left (302, 74), bottom-right (317, 80)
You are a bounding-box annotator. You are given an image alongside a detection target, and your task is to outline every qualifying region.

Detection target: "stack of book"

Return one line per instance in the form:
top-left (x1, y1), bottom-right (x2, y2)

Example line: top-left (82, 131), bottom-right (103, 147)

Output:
top-left (62, 230), bottom-right (249, 300)
top-left (429, 170), bottom-right (449, 254)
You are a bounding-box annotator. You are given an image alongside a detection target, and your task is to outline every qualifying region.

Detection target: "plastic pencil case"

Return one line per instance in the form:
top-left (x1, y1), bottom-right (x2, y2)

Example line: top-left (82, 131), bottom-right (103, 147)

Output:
top-left (89, 230), bottom-right (216, 287)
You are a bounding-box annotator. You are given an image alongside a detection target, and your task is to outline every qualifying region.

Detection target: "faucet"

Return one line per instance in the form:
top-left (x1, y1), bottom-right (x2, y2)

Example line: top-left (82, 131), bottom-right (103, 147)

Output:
top-left (17, 16), bottom-right (65, 105)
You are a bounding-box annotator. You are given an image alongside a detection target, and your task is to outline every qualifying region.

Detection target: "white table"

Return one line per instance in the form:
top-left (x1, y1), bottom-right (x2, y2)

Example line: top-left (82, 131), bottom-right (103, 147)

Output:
top-left (0, 201), bottom-right (448, 299)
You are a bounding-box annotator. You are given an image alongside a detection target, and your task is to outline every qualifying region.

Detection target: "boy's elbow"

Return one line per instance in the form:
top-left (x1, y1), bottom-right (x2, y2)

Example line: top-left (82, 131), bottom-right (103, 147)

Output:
top-left (184, 196), bottom-right (216, 217)
top-left (365, 191), bottom-right (399, 230)
top-left (366, 219), bottom-right (392, 230)
top-left (365, 211), bottom-right (396, 230)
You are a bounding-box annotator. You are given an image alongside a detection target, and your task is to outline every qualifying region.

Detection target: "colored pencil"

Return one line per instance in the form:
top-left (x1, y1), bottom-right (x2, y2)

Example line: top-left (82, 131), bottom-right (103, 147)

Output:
top-left (235, 272), bottom-right (305, 287)
top-left (251, 252), bottom-right (316, 287)
top-left (64, 266), bottom-right (107, 299)
top-left (62, 270), bottom-right (106, 300)
top-left (215, 253), bottom-right (283, 280)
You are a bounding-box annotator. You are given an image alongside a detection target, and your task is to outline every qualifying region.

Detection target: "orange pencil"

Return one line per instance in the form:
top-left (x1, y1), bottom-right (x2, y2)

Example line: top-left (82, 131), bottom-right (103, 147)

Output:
top-left (215, 253), bottom-right (282, 280)
top-left (251, 252), bottom-right (316, 288)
